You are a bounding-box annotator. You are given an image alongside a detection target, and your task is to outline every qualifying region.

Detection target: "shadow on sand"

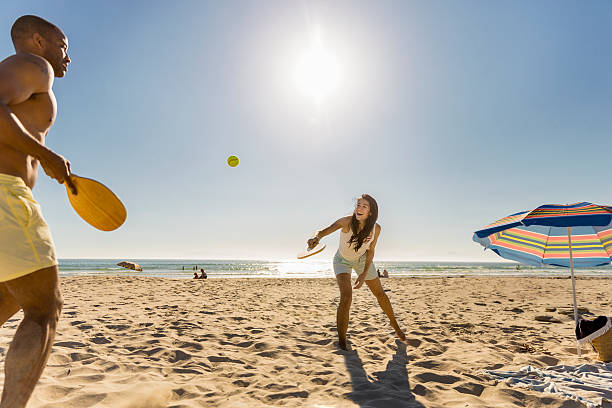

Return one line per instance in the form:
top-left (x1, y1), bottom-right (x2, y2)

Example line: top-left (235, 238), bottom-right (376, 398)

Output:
top-left (339, 340), bottom-right (425, 408)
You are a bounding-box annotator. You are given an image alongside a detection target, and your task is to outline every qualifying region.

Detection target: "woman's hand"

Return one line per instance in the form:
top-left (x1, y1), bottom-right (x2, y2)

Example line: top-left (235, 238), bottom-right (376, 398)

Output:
top-left (353, 273), bottom-right (366, 289)
top-left (307, 236), bottom-right (319, 250)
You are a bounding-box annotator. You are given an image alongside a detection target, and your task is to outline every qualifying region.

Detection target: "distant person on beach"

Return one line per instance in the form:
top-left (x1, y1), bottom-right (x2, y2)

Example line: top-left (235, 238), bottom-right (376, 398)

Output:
top-left (193, 272), bottom-right (199, 279)
top-left (307, 194), bottom-right (406, 350)
top-left (199, 269), bottom-right (207, 279)
top-left (383, 269), bottom-right (389, 278)
top-left (0, 15), bottom-right (74, 406)
top-left (377, 268), bottom-right (381, 277)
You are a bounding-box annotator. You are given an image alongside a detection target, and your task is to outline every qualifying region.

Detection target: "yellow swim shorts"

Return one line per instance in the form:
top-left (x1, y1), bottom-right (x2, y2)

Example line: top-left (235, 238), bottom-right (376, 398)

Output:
top-left (0, 173), bottom-right (57, 282)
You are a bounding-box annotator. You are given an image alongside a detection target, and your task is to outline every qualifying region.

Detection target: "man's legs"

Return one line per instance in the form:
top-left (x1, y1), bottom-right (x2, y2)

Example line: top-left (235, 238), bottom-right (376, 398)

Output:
top-left (0, 266), bottom-right (62, 408)
top-left (0, 286), bottom-right (21, 327)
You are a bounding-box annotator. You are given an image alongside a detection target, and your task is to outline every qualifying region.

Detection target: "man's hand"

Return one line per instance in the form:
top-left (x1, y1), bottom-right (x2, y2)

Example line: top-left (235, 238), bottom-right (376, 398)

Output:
top-left (40, 149), bottom-right (77, 194)
top-left (353, 273), bottom-right (366, 289)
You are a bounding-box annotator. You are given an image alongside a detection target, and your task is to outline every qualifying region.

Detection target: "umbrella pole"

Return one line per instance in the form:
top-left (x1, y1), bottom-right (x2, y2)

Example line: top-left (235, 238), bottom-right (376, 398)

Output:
top-left (567, 227), bottom-right (581, 357)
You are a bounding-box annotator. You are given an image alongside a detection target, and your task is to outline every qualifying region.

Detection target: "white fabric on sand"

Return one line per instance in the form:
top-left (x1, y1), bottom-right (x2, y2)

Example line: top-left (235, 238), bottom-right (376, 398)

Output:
top-left (483, 363), bottom-right (612, 408)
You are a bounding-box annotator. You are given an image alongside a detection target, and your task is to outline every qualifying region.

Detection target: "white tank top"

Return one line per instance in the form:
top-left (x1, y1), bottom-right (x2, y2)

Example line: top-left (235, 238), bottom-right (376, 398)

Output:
top-left (338, 225), bottom-right (376, 262)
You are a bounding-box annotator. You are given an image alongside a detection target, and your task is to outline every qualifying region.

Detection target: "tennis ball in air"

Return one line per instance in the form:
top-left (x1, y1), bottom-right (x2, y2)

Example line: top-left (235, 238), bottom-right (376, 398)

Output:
top-left (227, 155), bottom-right (239, 167)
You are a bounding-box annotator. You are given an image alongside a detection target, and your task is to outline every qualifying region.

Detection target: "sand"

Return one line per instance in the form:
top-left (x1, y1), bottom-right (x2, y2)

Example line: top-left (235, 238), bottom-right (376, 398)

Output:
top-left (0, 276), bottom-right (610, 407)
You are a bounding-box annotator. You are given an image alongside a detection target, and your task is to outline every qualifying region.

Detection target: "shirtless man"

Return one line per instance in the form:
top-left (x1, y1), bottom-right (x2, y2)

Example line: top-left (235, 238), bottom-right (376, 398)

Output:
top-left (0, 15), bottom-right (76, 407)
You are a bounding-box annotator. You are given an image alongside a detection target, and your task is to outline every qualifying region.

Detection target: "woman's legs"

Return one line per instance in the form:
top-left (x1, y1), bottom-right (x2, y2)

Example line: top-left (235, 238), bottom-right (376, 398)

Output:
top-left (366, 277), bottom-right (406, 342)
top-left (335, 273), bottom-right (352, 350)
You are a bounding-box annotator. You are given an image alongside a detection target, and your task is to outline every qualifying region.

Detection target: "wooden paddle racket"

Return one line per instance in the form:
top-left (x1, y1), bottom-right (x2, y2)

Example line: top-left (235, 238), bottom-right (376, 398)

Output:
top-left (65, 175), bottom-right (126, 231)
top-left (297, 242), bottom-right (326, 259)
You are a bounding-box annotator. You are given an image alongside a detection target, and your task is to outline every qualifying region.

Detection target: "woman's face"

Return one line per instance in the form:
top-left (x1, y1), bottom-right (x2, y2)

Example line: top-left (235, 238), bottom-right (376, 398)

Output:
top-left (354, 199), bottom-right (371, 222)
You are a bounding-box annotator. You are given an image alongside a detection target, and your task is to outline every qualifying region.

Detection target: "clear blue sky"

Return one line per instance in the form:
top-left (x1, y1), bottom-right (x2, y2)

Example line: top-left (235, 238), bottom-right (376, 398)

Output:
top-left (1, 1), bottom-right (611, 260)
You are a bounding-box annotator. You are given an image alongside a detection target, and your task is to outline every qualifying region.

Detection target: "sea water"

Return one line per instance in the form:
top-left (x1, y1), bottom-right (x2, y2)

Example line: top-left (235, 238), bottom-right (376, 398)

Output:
top-left (58, 259), bottom-right (612, 279)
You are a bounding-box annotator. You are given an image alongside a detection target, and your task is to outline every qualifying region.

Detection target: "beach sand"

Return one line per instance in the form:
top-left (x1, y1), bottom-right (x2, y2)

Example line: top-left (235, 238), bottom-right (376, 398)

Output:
top-left (1, 276), bottom-right (610, 407)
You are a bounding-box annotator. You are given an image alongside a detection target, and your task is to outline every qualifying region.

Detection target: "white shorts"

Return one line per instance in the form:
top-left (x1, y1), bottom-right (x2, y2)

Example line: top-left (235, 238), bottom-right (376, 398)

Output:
top-left (333, 250), bottom-right (378, 280)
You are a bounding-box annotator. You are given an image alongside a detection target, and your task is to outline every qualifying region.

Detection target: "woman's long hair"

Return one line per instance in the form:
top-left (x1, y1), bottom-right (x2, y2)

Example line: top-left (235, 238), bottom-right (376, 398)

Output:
top-left (348, 194), bottom-right (378, 252)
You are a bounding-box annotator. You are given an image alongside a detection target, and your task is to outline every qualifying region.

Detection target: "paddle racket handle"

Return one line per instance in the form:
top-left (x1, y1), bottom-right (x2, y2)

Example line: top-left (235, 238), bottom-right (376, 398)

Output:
top-left (307, 235), bottom-right (320, 250)
top-left (64, 174), bottom-right (78, 195)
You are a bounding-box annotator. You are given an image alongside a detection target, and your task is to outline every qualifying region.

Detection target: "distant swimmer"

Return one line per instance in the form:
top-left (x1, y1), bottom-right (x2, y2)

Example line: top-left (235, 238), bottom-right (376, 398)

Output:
top-left (307, 194), bottom-right (406, 350)
top-left (0, 15), bottom-right (75, 406)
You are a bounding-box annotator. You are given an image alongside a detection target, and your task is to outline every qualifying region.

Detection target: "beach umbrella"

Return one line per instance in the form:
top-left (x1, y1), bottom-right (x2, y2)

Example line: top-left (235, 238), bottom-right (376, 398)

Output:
top-left (117, 261), bottom-right (143, 271)
top-left (473, 202), bottom-right (612, 356)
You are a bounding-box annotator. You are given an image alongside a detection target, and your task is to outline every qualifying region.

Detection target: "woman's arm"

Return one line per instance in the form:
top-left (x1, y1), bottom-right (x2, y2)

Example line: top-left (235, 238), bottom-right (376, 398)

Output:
top-left (307, 216), bottom-right (350, 249)
top-left (354, 224), bottom-right (381, 289)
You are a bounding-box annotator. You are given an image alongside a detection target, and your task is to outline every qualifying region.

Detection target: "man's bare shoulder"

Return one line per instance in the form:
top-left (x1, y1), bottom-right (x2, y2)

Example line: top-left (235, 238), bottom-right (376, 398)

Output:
top-left (4, 52), bottom-right (50, 70)
top-left (0, 53), bottom-right (53, 104)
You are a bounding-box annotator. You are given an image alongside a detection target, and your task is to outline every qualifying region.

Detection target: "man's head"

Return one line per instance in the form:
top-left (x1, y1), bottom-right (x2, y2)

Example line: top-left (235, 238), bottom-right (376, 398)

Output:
top-left (11, 15), bottom-right (70, 77)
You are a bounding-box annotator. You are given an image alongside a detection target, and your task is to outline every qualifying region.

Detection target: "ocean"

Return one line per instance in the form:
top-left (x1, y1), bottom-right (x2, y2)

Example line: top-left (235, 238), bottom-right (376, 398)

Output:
top-left (58, 259), bottom-right (612, 279)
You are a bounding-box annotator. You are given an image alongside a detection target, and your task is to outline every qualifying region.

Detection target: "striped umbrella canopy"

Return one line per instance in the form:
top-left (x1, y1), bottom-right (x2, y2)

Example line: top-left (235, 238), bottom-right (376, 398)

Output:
top-left (473, 202), bottom-right (612, 356)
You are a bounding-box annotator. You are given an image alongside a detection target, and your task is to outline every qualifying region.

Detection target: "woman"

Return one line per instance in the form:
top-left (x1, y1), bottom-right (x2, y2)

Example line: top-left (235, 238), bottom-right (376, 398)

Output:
top-left (307, 194), bottom-right (406, 350)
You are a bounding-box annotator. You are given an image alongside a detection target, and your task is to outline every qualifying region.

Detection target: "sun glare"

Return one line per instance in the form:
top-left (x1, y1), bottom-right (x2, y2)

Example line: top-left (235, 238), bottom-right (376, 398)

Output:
top-left (295, 32), bottom-right (342, 105)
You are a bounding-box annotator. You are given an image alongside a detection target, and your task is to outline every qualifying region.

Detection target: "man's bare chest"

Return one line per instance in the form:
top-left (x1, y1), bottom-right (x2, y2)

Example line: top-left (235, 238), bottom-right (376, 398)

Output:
top-left (10, 91), bottom-right (57, 140)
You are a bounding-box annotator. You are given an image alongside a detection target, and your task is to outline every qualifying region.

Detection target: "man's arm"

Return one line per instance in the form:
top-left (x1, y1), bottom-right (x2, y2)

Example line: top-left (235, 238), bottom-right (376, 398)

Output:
top-left (0, 54), bottom-right (75, 191)
top-left (0, 106), bottom-right (54, 161)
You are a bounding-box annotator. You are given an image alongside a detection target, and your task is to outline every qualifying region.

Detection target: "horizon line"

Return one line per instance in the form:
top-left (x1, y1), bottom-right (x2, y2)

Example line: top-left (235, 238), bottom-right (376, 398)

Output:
top-left (57, 257), bottom-right (516, 264)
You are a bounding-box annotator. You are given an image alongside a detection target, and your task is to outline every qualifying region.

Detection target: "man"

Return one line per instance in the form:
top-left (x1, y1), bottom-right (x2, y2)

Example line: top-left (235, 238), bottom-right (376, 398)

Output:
top-left (0, 15), bottom-right (76, 407)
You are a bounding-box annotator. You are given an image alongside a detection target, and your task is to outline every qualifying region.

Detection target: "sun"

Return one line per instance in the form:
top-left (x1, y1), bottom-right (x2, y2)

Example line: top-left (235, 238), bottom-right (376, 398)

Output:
top-left (295, 33), bottom-right (342, 105)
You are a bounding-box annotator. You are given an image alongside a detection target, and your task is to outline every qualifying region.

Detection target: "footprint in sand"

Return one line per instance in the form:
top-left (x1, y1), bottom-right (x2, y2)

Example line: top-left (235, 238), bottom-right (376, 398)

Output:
top-left (412, 383), bottom-right (430, 397)
top-left (421, 343), bottom-right (448, 357)
top-left (177, 341), bottom-right (204, 352)
top-left (54, 341), bottom-right (87, 348)
top-left (413, 360), bottom-right (451, 370)
top-left (413, 372), bottom-right (461, 385)
top-left (265, 383), bottom-right (298, 392)
top-left (453, 381), bottom-right (485, 396)
top-left (404, 337), bottom-right (422, 347)
top-left (257, 350), bottom-right (280, 358)
top-left (248, 328), bottom-right (264, 334)
top-left (207, 355), bottom-right (245, 364)
top-left (233, 379), bottom-right (250, 387)
top-left (310, 338), bottom-right (332, 346)
top-left (68, 352), bottom-right (97, 362)
top-left (164, 350), bottom-right (191, 363)
top-left (172, 367), bottom-right (202, 375)
top-left (138, 346), bottom-right (165, 358)
top-left (90, 335), bottom-right (111, 344)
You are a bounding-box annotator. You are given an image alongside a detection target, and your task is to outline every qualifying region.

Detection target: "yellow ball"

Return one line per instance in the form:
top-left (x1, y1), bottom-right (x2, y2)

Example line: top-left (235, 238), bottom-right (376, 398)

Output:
top-left (227, 155), bottom-right (239, 167)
